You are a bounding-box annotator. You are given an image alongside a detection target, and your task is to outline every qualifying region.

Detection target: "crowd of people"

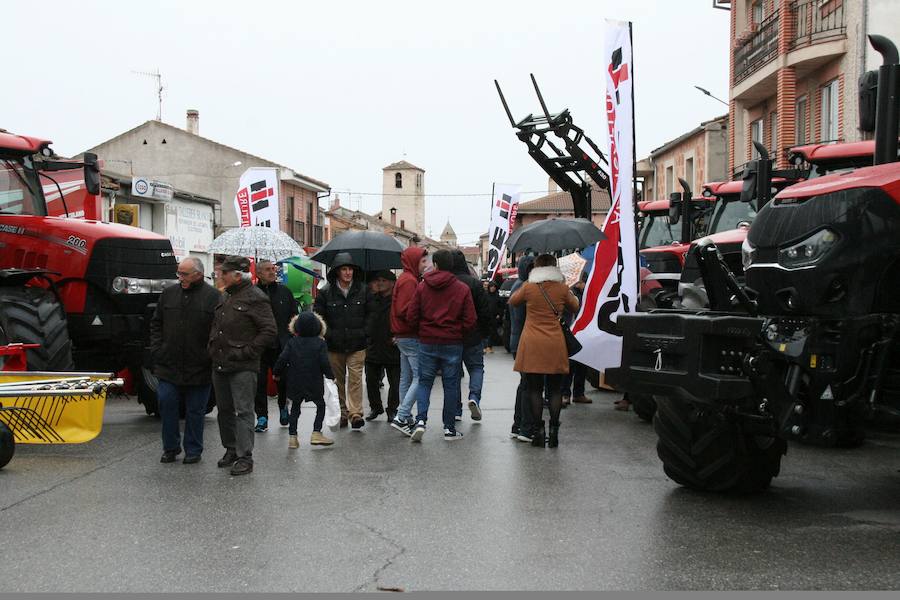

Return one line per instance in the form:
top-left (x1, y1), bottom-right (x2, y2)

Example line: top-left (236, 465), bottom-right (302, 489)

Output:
top-left (149, 246), bottom-right (594, 475)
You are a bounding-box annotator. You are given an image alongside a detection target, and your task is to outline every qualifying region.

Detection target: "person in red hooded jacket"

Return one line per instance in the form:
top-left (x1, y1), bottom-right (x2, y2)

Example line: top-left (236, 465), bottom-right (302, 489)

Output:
top-left (405, 249), bottom-right (476, 442)
top-left (388, 246), bottom-right (429, 436)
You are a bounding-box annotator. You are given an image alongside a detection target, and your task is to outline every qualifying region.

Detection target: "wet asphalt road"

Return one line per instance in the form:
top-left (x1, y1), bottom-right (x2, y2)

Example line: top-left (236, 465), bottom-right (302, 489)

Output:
top-left (1, 351), bottom-right (900, 592)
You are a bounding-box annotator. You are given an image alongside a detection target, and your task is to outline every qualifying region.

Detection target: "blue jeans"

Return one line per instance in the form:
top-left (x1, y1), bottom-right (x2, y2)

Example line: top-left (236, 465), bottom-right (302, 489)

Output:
top-left (396, 338), bottom-right (420, 422)
top-left (415, 342), bottom-right (463, 429)
top-left (457, 341), bottom-right (484, 416)
top-left (158, 379), bottom-right (211, 457)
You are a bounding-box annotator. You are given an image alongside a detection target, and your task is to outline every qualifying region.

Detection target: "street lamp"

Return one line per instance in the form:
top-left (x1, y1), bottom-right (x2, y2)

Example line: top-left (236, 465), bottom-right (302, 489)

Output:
top-left (694, 85), bottom-right (729, 106)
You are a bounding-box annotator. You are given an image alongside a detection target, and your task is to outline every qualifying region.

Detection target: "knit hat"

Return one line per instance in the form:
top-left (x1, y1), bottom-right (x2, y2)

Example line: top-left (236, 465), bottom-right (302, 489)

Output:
top-left (291, 311), bottom-right (322, 337)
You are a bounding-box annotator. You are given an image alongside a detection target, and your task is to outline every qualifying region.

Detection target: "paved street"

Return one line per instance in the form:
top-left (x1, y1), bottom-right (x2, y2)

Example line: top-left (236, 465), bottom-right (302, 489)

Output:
top-left (1, 351), bottom-right (900, 592)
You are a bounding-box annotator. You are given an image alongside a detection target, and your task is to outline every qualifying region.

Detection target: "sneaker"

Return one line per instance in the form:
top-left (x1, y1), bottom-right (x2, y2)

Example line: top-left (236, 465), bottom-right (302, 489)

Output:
top-left (410, 420), bottom-right (426, 443)
top-left (516, 431), bottom-right (533, 443)
top-left (351, 416), bottom-right (365, 431)
top-left (230, 457), bottom-right (253, 476)
top-left (310, 431), bottom-right (334, 445)
top-left (468, 399), bottom-right (482, 421)
top-left (454, 415), bottom-right (463, 422)
top-left (288, 435), bottom-right (299, 449)
top-left (443, 427), bottom-right (463, 441)
top-left (217, 450), bottom-right (237, 468)
top-left (254, 416), bottom-right (268, 432)
top-left (509, 426), bottom-right (519, 439)
top-left (390, 417), bottom-right (413, 437)
top-left (279, 407), bottom-right (290, 427)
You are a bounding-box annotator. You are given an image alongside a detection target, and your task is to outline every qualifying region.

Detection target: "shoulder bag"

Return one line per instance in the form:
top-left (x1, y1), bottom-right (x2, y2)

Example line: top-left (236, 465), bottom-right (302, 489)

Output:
top-left (536, 283), bottom-right (582, 357)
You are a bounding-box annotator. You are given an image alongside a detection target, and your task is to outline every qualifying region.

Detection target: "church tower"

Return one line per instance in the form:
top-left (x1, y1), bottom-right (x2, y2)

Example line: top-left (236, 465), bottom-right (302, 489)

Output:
top-left (440, 220), bottom-right (458, 247)
top-left (382, 160), bottom-right (425, 235)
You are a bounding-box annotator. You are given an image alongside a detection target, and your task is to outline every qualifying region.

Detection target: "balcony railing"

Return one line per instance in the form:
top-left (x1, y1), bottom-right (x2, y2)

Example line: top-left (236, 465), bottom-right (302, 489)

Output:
top-left (313, 225), bottom-right (323, 247)
top-left (733, 10), bottom-right (780, 84)
top-left (790, 0), bottom-right (845, 50)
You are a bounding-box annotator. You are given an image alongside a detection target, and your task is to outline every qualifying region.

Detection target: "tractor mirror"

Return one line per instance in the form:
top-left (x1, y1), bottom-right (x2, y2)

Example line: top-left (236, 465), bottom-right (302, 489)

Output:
top-left (83, 153), bottom-right (101, 196)
top-left (668, 192), bottom-right (682, 225)
top-left (740, 162), bottom-right (758, 203)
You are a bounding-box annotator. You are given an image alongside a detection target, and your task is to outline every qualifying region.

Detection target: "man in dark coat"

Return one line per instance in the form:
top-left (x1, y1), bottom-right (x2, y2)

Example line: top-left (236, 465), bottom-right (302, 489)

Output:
top-left (254, 259), bottom-right (299, 432)
top-left (364, 271), bottom-right (400, 422)
top-left (450, 250), bottom-right (492, 421)
top-left (508, 255), bottom-right (535, 441)
top-left (313, 252), bottom-right (371, 430)
top-left (208, 255), bottom-right (277, 476)
top-left (150, 257), bottom-right (221, 464)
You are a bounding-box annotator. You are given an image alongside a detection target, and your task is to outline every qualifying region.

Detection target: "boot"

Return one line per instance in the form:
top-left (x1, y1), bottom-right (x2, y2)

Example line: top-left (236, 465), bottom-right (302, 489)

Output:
top-left (531, 421), bottom-right (546, 447)
top-left (288, 435), bottom-right (300, 449)
top-left (310, 430), bottom-right (334, 446)
top-left (548, 420), bottom-right (560, 448)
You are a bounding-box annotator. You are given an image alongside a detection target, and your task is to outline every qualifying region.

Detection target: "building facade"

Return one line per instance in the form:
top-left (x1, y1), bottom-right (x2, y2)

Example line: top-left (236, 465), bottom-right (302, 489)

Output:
top-left (381, 160), bottom-right (425, 236)
top-left (727, 0), bottom-right (900, 172)
top-left (642, 115), bottom-right (729, 200)
top-left (84, 111), bottom-right (331, 252)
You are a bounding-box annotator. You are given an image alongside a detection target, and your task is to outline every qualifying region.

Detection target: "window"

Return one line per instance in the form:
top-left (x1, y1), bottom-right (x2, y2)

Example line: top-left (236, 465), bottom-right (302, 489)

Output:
top-left (795, 96), bottom-right (808, 145)
top-left (295, 222), bottom-right (305, 245)
top-left (820, 79), bottom-right (839, 142)
top-left (664, 165), bottom-right (674, 198)
top-left (752, 1), bottom-right (764, 24)
top-left (684, 157), bottom-right (694, 193)
top-left (750, 118), bottom-right (764, 158)
top-left (416, 173), bottom-right (422, 188)
top-left (770, 112), bottom-right (778, 153)
top-left (395, 172), bottom-right (402, 189)
top-left (0, 159), bottom-right (36, 215)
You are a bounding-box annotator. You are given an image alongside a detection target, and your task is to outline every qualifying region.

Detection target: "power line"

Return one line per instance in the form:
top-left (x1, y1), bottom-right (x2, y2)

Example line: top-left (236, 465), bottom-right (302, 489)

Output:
top-left (329, 189), bottom-right (557, 198)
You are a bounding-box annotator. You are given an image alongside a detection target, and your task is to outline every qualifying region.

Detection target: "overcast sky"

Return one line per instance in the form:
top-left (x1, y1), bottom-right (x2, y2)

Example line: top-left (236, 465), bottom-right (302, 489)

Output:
top-left (3, 1), bottom-right (729, 245)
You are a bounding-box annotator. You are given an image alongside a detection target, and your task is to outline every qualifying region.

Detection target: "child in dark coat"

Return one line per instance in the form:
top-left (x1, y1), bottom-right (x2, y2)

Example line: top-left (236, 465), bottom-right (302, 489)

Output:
top-left (273, 311), bottom-right (336, 448)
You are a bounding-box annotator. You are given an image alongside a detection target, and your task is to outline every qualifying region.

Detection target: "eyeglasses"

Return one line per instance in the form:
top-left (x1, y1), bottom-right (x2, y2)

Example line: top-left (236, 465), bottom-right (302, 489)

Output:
top-left (176, 270), bottom-right (196, 277)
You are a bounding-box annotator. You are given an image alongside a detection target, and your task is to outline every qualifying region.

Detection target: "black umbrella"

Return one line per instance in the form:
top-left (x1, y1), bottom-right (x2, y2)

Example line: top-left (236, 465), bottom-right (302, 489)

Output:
top-left (310, 230), bottom-right (404, 270)
top-left (507, 218), bottom-right (606, 253)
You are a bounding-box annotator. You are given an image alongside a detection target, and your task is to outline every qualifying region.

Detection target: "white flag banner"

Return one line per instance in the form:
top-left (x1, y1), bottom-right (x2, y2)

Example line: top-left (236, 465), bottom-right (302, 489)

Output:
top-left (233, 168), bottom-right (280, 228)
top-left (571, 20), bottom-right (638, 372)
top-left (485, 183), bottom-right (521, 278)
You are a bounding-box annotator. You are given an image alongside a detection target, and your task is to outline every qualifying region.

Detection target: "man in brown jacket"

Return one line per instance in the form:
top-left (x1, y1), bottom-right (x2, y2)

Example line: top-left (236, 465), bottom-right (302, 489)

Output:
top-left (209, 255), bottom-right (277, 475)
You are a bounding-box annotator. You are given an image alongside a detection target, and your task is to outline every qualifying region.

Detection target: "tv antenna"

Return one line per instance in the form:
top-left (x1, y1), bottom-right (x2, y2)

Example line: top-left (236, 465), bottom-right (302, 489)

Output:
top-left (133, 68), bottom-right (164, 121)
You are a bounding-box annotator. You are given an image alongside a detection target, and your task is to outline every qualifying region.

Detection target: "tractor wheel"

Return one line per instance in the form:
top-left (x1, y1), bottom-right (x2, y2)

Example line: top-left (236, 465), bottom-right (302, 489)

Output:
top-left (653, 396), bottom-right (786, 494)
top-left (630, 393), bottom-right (657, 422)
top-left (0, 286), bottom-right (74, 371)
top-left (138, 367), bottom-right (159, 417)
top-left (0, 421), bottom-right (15, 470)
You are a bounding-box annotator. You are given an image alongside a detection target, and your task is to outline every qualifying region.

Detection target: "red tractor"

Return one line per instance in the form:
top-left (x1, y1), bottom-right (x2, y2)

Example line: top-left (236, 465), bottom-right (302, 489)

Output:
top-left (0, 130), bottom-right (176, 413)
top-left (608, 34), bottom-right (900, 491)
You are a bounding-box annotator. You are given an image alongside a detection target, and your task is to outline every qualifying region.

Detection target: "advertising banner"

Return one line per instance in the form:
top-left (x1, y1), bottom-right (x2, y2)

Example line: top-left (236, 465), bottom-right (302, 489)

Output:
top-left (485, 183), bottom-right (521, 278)
top-left (233, 168), bottom-right (280, 228)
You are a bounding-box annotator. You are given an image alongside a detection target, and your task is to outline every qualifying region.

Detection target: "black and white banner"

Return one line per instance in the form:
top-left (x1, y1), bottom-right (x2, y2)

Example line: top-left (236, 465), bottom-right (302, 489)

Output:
top-left (486, 183), bottom-right (521, 278)
top-left (234, 167), bottom-right (280, 228)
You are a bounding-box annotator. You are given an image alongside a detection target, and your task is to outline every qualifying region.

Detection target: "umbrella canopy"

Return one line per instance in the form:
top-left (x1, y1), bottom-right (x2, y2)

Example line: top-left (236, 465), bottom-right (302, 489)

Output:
top-left (507, 218), bottom-right (605, 253)
top-left (208, 226), bottom-right (305, 262)
top-left (310, 230), bottom-right (403, 270)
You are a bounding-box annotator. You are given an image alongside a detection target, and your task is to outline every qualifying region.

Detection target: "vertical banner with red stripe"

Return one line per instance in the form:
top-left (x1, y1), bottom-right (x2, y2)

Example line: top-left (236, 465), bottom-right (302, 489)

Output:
top-left (486, 183), bottom-right (521, 278)
top-left (571, 20), bottom-right (638, 372)
top-left (233, 167), bottom-right (280, 228)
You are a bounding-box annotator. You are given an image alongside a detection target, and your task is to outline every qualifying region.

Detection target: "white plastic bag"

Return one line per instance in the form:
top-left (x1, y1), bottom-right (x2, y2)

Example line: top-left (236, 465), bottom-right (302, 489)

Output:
top-left (323, 379), bottom-right (341, 430)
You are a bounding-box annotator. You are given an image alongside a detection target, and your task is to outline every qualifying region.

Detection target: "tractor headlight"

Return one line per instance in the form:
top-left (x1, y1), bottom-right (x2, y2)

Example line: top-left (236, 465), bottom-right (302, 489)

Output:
top-left (777, 229), bottom-right (839, 269)
top-left (111, 276), bottom-right (176, 294)
top-left (741, 237), bottom-right (757, 270)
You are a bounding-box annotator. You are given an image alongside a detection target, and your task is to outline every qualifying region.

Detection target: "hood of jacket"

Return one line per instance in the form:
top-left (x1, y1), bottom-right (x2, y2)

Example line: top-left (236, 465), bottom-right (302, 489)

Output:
top-left (450, 249), bottom-right (470, 275)
top-left (517, 255), bottom-right (535, 281)
top-left (290, 311), bottom-right (324, 337)
top-left (327, 252), bottom-right (362, 284)
top-left (423, 269), bottom-right (457, 290)
top-left (400, 246), bottom-right (427, 278)
top-left (528, 265), bottom-right (565, 284)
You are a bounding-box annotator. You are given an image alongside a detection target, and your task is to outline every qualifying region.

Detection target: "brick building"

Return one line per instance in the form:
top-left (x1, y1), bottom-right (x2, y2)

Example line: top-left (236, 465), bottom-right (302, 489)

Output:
top-left (726, 0), bottom-right (900, 173)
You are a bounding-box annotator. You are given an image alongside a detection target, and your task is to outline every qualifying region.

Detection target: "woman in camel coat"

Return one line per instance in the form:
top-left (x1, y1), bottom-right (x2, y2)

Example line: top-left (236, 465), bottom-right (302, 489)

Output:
top-left (508, 254), bottom-right (579, 448)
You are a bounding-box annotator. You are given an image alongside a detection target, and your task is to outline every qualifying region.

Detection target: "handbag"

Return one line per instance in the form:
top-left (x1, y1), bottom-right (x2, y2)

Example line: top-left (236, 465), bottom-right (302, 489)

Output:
top-left (537, 283), bottom-right (583, 357)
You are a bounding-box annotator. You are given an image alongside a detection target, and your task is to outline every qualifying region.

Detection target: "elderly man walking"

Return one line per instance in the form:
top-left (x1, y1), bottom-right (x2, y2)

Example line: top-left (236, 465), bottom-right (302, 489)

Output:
top-left (254, 259), bottom-right (299, 432)
top-left (150, 257), bottom-right (221, 464)
top-left (314, 252), bottom-right (371, 431)
top-left (209, 255), bottom-right (276, 476)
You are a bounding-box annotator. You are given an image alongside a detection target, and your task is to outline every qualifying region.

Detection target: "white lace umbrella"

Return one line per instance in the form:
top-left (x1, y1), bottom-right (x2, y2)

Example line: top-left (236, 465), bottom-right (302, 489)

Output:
top-left (208, 226), bottom-right (305, 262)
